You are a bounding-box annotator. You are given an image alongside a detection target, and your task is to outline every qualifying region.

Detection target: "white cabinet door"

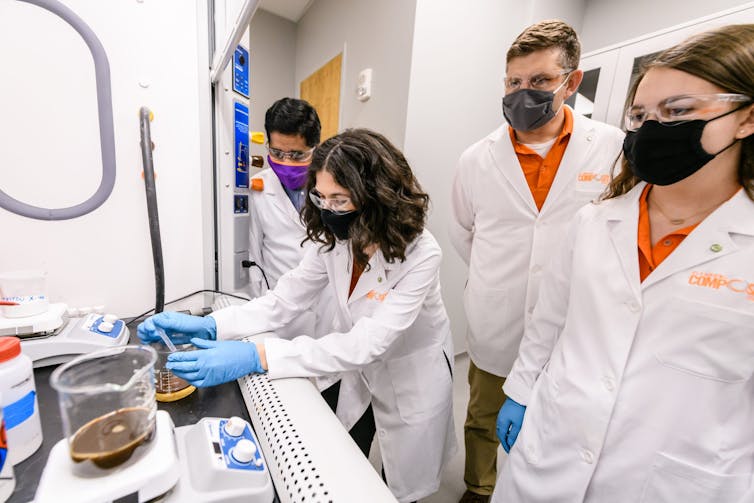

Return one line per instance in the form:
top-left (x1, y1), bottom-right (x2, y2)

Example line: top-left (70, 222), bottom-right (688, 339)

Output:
top-left (572, 50), bottom-right (619, 124)
top-left (606, 5), bottom-right (754, 127)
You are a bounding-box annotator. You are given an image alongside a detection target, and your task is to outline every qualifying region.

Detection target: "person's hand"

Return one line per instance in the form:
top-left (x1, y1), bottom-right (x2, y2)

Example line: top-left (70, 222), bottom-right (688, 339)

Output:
top-left (166, 338), bottom-right (265, 387)
top-left (496, 398), bottom-right (526, 453)
top-left (137, 312), bottom-right (216, 345)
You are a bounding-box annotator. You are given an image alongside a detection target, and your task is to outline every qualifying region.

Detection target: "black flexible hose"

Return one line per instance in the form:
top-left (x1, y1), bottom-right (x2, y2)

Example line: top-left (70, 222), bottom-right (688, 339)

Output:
top-left (139, 107), bottom-right (165, 314)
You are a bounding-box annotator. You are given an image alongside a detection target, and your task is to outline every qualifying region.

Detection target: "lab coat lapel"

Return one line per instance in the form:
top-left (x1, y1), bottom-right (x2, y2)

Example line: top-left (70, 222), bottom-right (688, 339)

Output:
top-left (490, 126), bottom-right (538, 214)
top-left (347, 250), bottom-right (392, 305)
top-left (541, 112), bottom-right (595, 213)
top-left (641, 189), bottom-right (754, 290)
top-left (332, 242), bottom-right (353, 317)
top-left (265, 172), bottom-right (303, 227)
top-left (605, 184), bottom-right (644, 298)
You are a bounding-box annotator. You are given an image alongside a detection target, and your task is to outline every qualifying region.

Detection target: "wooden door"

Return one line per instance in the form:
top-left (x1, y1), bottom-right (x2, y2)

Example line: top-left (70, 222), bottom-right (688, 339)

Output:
top-left (300, 53), bottom-right (342, 142)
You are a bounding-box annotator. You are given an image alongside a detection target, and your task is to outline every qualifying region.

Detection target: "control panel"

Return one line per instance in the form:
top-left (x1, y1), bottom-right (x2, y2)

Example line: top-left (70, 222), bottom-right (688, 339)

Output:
top-left (234, 101), bottom-right (250, 189)
top-left (21, 312), bottom-right (130, 368)
top-left (84, 313), bottom-right (125, 339)
top-left (214, 417), bottom-right (265, 470)
top-left (171, 416), bottom-right (273, 502)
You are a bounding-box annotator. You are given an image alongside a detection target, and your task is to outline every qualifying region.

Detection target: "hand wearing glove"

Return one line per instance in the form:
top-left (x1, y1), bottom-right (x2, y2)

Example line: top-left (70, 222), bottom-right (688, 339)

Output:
top-left (166, 338), bottom-right (266, 387)
top-left (496, 398), bottom-right (526, 453)
top-left (137, 312), bottom-right (216, 345)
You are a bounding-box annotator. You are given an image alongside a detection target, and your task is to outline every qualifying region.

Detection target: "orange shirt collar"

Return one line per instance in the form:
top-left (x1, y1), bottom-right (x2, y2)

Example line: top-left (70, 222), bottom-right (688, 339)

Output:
top-left (508, 106), bottom-right (574, 154)
top-left (638, 184), bottom-right (698, 281)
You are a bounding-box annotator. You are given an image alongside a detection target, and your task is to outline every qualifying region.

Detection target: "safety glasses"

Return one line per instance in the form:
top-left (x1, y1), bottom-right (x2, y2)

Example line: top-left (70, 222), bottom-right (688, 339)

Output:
top-left (267, 145), bottom-right (316, 162)
top-left (308, 190), bottom-right (355, 215)
top-left (625, 93), bottom-right (752, 132)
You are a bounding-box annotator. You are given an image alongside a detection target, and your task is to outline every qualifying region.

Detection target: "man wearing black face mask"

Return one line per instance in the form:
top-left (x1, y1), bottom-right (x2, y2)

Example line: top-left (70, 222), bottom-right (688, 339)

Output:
top-left (449, 20), bottom-right (625, 503)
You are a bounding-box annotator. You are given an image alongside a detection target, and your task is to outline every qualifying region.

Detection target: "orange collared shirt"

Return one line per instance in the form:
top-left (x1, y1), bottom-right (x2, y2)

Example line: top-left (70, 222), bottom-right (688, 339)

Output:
top-left (509, 106), bottom-right (574, 211)
top-left (349, 259), bottom-right (366, 298)
top-left (637, 185), bottom-right (698, 282)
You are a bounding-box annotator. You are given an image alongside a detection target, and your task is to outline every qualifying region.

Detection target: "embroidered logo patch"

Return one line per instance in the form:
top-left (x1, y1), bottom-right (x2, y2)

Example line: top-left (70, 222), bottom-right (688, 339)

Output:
top-left (366, 290), bottom-right (388, 302)
top-left (688, 271), bottom-right (754, 301)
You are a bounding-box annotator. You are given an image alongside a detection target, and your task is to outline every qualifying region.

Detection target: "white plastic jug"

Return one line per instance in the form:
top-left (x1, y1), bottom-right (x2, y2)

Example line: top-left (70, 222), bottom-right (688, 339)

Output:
top-left (0, 392), bottom-right (16, 502)
top-left (0, 337), bottom-right (43, 465)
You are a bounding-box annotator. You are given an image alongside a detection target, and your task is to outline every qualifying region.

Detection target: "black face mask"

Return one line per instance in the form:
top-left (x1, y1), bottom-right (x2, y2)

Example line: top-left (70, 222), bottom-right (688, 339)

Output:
top-left (623, 107), bottom-right (745, 186)
top-left (321, 209), bottom-right (358, 240)
top-left (502, 77), bottom-right (570, 132)
top-left (503, 89), bottom-right (559, 131)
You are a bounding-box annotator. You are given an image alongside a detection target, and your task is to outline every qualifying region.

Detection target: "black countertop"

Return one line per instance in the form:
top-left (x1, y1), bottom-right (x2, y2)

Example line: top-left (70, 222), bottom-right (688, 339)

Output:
top-left (8, 333), bottom-right (253, 503)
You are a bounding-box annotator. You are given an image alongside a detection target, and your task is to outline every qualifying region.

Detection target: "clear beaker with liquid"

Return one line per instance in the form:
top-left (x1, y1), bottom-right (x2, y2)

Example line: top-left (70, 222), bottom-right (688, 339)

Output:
top-left (50, 345), bottom-right (157, 476)
top-left (151, 340), bottom-right (196, 402)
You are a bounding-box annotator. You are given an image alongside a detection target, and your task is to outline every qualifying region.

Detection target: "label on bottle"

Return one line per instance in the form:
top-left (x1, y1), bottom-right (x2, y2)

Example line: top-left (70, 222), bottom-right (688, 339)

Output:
top-left (4, 390), bottom-right (36, 430)
top-left (0, 407), bottom-right (16, 501)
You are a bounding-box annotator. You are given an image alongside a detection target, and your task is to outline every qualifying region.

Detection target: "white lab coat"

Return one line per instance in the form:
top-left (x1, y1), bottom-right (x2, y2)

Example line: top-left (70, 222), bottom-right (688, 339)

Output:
top-left (248, 169), bottom-right (321, 332)
top-left (211, 230), bottom-right (457, 503)
top-left (449, 108), bottom-right (624, 377)
top-left (248, 168), bottom-right (338, 389)
top-left (494, 183), bottom-right (754, 502)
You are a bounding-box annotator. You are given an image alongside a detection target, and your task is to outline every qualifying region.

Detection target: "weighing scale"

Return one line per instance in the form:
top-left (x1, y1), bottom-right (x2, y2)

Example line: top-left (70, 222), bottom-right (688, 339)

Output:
top-left (0, 303), bottom-right (129, 367)
top-left (35, 411), bottom-right (274, 503)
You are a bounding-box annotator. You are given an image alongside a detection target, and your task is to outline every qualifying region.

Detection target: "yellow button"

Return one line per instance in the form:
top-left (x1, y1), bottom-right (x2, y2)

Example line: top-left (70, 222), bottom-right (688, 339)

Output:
top-left (250, 131), bottom-right (265, 144)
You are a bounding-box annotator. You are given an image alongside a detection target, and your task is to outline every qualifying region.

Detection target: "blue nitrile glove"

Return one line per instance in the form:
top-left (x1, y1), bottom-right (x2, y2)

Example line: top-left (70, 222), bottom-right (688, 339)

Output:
top-left (166, 338), bottom-right (265, 387)
top-left (137, 312), bottom-right (216, 345)
top-left (496, 398), bottom-right (526, 453)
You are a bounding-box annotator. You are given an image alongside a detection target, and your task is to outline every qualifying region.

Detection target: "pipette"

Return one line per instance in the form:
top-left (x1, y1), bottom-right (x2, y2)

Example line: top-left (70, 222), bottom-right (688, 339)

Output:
top-left (155, 327), bottom-right (177, 353)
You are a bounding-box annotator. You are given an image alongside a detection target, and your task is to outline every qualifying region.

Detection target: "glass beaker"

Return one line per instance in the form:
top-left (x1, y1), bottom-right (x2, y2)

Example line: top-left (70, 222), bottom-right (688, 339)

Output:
top-left (151, 341), bottom-right (196, 402)
top-left (50, 345), bottom-right (157, 477)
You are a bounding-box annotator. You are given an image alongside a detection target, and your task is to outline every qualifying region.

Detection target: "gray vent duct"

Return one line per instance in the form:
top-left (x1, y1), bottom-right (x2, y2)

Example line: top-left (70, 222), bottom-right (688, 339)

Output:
top-left (0, 0), bottom-right (116, 220)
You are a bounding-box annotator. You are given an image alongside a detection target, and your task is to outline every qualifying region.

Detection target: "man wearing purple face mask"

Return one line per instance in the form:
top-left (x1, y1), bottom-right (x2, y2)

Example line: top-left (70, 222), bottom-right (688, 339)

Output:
top-left (250, 98), bottom-right (321, 298)
top-left (249, 98), bottom-right (376, 458)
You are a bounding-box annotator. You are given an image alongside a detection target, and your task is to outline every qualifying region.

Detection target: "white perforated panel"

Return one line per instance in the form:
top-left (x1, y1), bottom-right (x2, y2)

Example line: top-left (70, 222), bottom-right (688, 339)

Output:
top-left (241, 374), bottom-right (333, 503)
top-left (237, 334), bottom-right (396, 503)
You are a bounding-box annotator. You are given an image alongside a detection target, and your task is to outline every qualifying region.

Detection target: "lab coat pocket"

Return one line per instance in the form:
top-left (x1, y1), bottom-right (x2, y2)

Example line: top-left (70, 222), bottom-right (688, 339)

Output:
top-left (640, 452), bottom-right (750, 503)
top-left (656, 298), bottom-right (754, 383)
top-left (463, 284), bottom-right (508, 345)
top-left (515, 365), bottom-right (560, 465)
top-left (387, 347), bottom-right (452, 424)
top-left (570, 187), bottom-right (603, 206)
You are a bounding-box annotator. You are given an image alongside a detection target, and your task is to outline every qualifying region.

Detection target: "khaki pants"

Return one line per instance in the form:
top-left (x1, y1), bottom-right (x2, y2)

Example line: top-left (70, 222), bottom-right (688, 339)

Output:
top-left (463, 361), bottom-right (507, 495)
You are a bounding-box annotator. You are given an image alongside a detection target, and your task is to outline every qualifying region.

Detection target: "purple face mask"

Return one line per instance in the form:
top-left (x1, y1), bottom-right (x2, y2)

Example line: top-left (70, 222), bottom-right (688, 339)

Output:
top-left (267, 156), bottom-right (309, 190)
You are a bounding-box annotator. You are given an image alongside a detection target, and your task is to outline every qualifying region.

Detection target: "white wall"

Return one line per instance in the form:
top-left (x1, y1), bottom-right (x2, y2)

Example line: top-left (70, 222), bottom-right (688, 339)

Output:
top-left (580, 0), bottom-right (753, 52)
top-left (249, 8), bottom-right (297, 153)
top-left (294, 0), bottom-right (418, 148)
top-left (404, 0), bottom-right (534, 353)
top-left (530, 0), bottom-right (587, 31)
top-left (404, 0), bottom-right (590, 353)
top-left (0, 0), bottom-right (212, 318)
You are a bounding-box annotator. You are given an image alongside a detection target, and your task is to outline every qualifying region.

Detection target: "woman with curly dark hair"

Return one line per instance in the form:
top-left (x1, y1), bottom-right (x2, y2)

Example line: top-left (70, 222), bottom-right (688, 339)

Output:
top-left (138, 128), bottom-right (457, 502)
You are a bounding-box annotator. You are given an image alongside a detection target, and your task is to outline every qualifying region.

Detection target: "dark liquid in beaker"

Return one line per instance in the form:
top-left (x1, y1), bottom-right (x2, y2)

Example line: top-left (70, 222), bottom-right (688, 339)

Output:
top-left (70, 406), bottom-right (155, 469)
top-left (155, 370), bottom-right (190, 395)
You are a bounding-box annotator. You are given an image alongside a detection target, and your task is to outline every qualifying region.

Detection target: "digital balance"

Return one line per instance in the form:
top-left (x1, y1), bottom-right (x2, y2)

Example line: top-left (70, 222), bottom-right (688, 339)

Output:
top-left (35, 345), bottom-right (274, 503)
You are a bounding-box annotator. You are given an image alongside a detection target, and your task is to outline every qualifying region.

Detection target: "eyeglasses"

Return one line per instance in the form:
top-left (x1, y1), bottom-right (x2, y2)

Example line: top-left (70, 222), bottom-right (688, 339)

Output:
top-left (309, 190), bottom-right (355, 215)
top-left (625, 93), bottom-right (752, 132)
top-left (504, 69), bottom-right (572, 92)
top-left (267, 145), bottom-right (316, 162)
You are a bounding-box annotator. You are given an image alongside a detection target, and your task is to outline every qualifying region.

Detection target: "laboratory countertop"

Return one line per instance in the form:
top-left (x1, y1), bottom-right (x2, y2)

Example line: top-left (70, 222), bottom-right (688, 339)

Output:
top-left (8, 334), bottom-right (254, 503)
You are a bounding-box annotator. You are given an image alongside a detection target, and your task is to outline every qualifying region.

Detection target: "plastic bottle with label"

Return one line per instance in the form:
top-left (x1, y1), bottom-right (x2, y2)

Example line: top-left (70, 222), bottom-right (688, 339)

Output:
top-left (0, 393), bottom-right (16, 502)
top-left (0, 337), bottom-right (43, 464)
